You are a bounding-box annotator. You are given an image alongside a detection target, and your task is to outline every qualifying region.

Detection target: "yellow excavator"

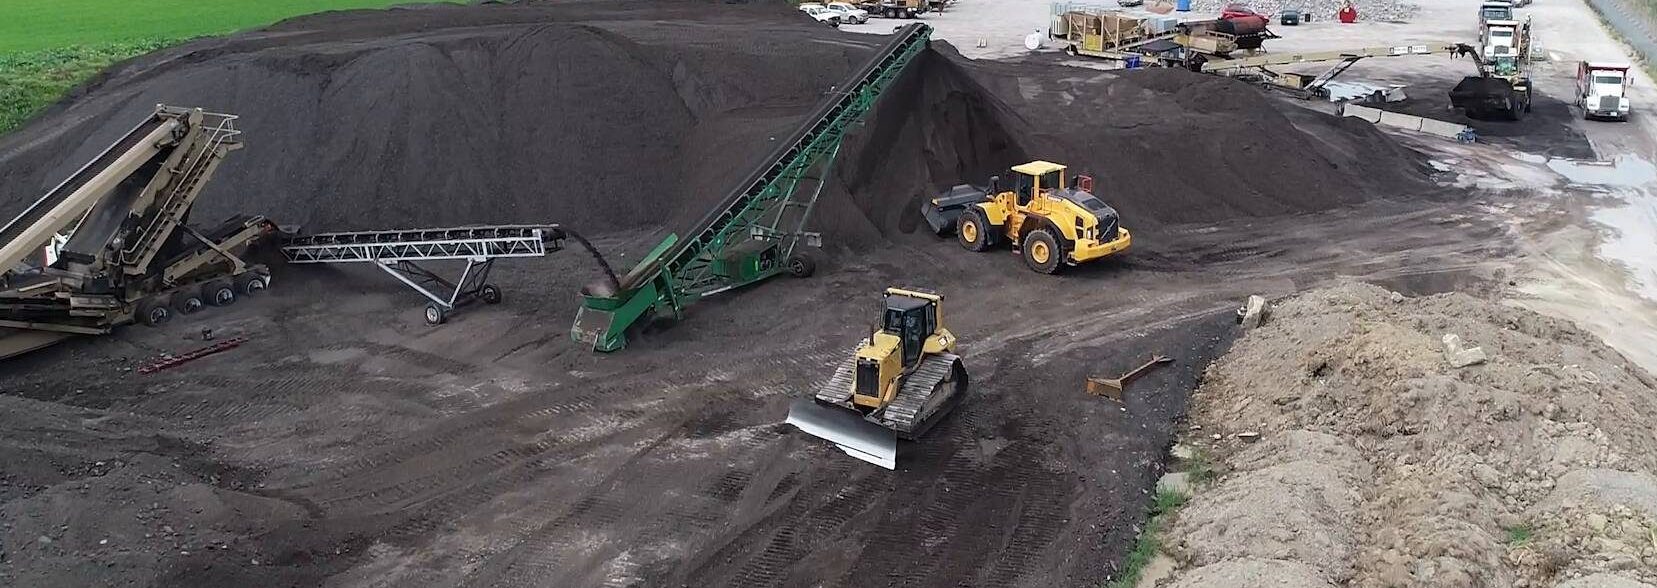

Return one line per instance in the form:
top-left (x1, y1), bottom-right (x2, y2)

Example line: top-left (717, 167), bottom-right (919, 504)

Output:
top-left (921, 160), bottom-right (1131, 273)
top-left (786, 287), bottom-right (968, 469)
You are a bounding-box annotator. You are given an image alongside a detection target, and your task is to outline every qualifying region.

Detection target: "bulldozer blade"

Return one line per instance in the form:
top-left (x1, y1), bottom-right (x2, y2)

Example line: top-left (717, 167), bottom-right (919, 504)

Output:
top-left (1086, 355), bottom-right (1173, 401)
top-left (786, 398), bottom-right (898, 470)
top-left (1085, 376), bottom-right (1125, 401)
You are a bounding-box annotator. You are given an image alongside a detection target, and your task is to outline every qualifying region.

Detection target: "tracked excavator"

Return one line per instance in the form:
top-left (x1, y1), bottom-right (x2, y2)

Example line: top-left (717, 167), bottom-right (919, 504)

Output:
top-left (0, 105), bottom-right (273, 359)
top-left (921, 161), bottom-right (1130, 274)
top-left (786, 287), bottom-right (968, 469)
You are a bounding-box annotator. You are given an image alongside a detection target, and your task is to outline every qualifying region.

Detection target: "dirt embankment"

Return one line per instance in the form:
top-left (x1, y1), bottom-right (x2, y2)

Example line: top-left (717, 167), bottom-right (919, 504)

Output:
top-left (1160, 283), bottom-right (1657, 587)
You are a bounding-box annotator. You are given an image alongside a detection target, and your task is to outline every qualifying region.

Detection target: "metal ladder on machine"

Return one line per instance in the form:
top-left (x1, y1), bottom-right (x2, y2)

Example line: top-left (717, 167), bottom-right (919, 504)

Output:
top-left (281, 225), bottom-right (565, 325)
top-left (570, 23), bottom-right (933, 353)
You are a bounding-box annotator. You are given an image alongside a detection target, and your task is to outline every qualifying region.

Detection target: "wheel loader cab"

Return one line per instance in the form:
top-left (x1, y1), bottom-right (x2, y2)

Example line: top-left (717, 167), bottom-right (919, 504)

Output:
top-left (1009, 164), bottom-right (1063, 209)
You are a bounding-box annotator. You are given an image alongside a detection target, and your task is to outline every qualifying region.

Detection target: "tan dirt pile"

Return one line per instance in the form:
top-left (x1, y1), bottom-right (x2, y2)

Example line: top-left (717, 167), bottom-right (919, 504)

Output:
top-left (1158, 282), bottom-right (1657, 588)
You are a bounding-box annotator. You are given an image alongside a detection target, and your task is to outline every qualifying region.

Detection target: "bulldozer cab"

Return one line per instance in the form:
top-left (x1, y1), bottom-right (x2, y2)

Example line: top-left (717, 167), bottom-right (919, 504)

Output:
top-left (882, 292), bottom-right (935, 365)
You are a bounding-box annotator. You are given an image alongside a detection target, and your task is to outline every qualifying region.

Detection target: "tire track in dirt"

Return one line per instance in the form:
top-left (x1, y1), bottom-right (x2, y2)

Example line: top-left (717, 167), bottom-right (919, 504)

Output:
top-left (300, 388), bottom-right (598, 489)
top-left (455, 421), bottom-right (706, 587)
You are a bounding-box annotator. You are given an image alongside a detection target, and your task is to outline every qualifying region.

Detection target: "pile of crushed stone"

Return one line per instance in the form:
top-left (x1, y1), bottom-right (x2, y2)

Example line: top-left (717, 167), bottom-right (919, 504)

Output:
top-left (1160, 282), bottom-right (1657, 587)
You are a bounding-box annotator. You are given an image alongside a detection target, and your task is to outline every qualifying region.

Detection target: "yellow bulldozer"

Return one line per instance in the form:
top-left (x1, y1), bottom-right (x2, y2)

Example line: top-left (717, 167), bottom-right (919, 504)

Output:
top-left (921, 160), bottom-right (1131, 273)
top-left (786, 287), bottom-right (968, 469)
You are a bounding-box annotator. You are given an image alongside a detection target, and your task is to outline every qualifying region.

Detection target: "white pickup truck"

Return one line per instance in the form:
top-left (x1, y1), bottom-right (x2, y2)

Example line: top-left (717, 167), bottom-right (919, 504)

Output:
top-left (1577, 61), bottom-right (1633, 121)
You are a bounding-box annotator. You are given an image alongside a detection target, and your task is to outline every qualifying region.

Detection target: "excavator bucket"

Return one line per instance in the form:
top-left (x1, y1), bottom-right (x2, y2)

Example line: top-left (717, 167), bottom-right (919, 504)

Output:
top-left (786, 398), bottom-right (898, 469)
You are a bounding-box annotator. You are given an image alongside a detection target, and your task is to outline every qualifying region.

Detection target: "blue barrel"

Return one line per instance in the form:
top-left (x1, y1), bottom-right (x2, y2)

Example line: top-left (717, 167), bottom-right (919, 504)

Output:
top-left (1176, 0), bottom-right (1191, 10)
top-left (1124, 55), bottom-right (1142, 69)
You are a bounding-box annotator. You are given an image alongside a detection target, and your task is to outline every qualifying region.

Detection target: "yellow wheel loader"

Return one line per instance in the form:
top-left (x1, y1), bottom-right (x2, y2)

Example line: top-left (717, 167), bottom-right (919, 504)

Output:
top-left (920, 160), bottom-right (1131, 274)
top-left (786, 287), bottom-right (968, 469)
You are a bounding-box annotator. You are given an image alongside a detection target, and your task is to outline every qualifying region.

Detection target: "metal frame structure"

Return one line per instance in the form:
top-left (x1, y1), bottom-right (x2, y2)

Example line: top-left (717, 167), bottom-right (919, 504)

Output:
top-left (1200, 42), bottom-right (1465, 97)
top-left (0, 106), bottom-right (274, 360)
top-left (571, 23), bottom-right (933, 352)
top-left (281, 225), bottom-right (564, 325)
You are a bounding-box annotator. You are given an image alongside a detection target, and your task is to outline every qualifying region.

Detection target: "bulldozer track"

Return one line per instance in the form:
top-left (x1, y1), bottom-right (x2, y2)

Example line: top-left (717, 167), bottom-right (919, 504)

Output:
top-left (882, 352), bottom-right (961, 432)
top-left (813, 347), bottom-right (863, 404)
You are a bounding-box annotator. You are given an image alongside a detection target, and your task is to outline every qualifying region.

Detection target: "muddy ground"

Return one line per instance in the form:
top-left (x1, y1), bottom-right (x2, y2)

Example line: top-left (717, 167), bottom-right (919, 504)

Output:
top-left (0, 197), bottom-right (1513, 587)
top-left (0, 2), bottom-right (1524, 587)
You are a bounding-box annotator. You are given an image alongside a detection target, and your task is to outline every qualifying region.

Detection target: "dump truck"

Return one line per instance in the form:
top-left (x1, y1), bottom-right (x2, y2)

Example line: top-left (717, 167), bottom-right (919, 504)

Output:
top-left (0, 106), bottom-right (274, 359)
top-left (921, 161), bottom-right (1130, 274)
top-left (786, 287), bottom-right (968, 469)
top-left (1577, 61), bottom-right (1633, 120)
top-left (1480, 19), bottom-right (1524, 59)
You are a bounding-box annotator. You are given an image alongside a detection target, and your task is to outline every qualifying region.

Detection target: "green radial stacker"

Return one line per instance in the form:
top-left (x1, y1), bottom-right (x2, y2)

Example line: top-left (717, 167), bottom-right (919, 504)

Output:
top-left (571, 23), bottom-right (931, 352)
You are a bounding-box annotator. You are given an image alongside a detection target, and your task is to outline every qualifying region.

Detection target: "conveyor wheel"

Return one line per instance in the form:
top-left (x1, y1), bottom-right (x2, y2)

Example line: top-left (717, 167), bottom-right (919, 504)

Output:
top-left (425, 303), bottom-right (447, 326)
top-left (786, 253), bottom-right (816, 278)
top-left (481, 284), bottom-right (503, 304)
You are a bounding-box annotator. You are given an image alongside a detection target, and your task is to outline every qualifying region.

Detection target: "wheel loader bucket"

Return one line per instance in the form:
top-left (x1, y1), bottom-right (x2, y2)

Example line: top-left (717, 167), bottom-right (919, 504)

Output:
top-left (786, 398), bottom-right (898, 469)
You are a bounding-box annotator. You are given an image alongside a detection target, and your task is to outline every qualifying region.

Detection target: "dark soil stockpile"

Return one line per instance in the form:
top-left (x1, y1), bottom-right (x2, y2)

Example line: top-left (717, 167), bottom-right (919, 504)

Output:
top-left (0, 2), bottom-right (873, 235)
top-left (796, 46), bottom-right (1441, 241)
top-left (0, 3), bottom-right (1434, 245)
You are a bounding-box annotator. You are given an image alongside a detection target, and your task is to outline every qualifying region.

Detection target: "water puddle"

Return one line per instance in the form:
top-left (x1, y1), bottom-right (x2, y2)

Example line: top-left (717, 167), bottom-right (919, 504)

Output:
top-left (1591, 202), bottom-right (1657, 302)
top-left (1543, 154), bottom-right (1657, 302)
top-left (1545, 154), bottom-right (1657, 187)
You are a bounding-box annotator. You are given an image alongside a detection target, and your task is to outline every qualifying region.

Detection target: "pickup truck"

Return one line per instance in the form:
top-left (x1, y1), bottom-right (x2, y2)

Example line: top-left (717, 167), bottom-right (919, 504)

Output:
top-left (1577, 61), bottom-right (1633, 120)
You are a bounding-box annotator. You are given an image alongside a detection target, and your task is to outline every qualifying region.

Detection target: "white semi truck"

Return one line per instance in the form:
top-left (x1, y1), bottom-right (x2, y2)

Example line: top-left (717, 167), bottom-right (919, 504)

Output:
top-left (1577, 61), bottom-right (1633, 120)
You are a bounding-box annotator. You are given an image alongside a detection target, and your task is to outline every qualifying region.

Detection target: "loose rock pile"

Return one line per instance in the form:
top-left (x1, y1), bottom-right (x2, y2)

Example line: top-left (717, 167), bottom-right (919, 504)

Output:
top-left (1189, 0), bottom-right (1420, 22)
top-left (1160, 283), bottom-right (1657, 587)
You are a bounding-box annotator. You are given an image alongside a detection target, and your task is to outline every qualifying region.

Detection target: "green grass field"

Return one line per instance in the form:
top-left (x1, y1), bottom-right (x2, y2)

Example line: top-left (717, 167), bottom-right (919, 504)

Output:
top-left (0, 1), bottom-right (455, 134)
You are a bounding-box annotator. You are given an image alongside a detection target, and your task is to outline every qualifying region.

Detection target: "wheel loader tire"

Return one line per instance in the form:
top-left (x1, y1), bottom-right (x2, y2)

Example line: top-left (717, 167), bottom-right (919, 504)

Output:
top-left (1022, 229), bottom-right (1063, 274)
top-left (958, 211), bottom-right (992, 252)
top-left (786, 253), bottom-right (816, 278)
top-left (138, 298), bottom-right (172, 326)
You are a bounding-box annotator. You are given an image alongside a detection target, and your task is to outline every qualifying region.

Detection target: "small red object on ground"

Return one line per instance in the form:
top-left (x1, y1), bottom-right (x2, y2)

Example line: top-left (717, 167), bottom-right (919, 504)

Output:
top-left (138, 337), bottom-right (248, 374)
